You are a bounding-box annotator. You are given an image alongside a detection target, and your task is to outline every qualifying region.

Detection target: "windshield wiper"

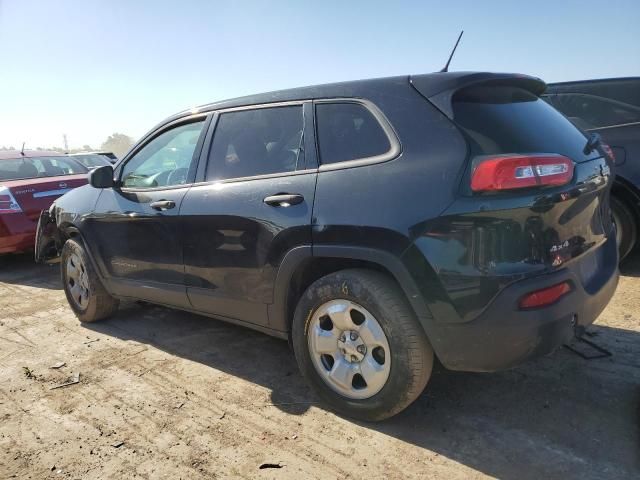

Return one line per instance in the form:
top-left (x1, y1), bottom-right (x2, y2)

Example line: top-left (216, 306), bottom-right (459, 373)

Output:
top-left (583, 132), bottom-right (602, 155)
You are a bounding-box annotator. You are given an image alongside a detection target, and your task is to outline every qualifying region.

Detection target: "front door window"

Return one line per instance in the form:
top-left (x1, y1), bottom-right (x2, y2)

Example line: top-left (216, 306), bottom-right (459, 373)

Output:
top-left (121, 120), bottom-right (205, 188)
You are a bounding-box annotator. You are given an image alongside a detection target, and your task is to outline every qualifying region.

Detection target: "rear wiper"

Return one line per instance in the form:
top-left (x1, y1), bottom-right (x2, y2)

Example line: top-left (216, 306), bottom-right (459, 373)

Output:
top-left (583, 132), bottom-right (602, 155)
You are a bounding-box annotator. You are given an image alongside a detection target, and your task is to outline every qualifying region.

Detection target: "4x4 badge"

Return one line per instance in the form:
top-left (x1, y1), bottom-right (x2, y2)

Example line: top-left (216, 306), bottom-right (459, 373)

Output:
top-left (550, 240), bottom-right (570, 253)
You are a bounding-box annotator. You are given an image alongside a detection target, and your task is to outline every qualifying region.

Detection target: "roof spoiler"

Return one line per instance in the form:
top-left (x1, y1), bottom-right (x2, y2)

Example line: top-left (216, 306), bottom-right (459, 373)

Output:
top-left (410, 72), bottom-right (546, 119)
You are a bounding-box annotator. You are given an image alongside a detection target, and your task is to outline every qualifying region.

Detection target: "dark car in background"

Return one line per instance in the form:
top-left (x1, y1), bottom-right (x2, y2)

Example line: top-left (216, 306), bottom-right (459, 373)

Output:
top-left (544, 77), bottom-right (640, 260)
top-left (68, 151), bottom-right (118, 169)
top-left (36, 72), bottom-right (618, 420)
top-left (0, 150), bottom-right (88, 254)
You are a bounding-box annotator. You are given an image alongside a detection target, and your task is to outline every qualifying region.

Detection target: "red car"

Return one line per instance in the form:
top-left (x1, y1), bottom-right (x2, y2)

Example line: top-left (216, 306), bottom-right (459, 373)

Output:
top-left (0, 150), bottom-right (88, 254)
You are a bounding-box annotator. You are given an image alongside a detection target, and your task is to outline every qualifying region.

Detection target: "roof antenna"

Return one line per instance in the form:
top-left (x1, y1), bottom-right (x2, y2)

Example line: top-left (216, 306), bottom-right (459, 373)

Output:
top-left (20, 142), bottom-right (25, 156)
top-left (440, 30), bottom-right (464, 72)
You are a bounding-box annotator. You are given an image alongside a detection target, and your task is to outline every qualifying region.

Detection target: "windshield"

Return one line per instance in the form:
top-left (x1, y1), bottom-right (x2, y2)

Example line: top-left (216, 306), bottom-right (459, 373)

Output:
top-left (0, 156), bottom-right (88, 181)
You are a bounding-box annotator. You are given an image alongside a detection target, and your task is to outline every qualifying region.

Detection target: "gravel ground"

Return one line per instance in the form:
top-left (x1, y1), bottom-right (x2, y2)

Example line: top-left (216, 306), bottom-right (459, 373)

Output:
top-left (0, 252), bottom-right (638, 479)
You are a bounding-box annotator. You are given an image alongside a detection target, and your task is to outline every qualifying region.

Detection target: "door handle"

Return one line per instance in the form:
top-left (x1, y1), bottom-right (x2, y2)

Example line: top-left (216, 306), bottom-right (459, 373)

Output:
top-left (150, 200), bottom-right (176, 211)
top-left (263, 194), bottom-right (304, 207)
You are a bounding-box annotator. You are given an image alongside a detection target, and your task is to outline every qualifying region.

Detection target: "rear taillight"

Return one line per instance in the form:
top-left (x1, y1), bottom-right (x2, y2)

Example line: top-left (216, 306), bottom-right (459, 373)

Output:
top-left (471, 154), bottom-right (574, 192)
top-left (519, 281), bottom-right (572, 309)
top-left (0, 186), bottom-right (23, 214)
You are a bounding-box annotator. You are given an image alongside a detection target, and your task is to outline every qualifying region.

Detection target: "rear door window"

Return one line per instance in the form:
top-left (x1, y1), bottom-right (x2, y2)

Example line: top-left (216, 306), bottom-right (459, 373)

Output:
top-left (452, 86), bottom-right (599, 163)
top-left (315, 102), bottom-right (391, 165)
top-left (206, 106), bottom-right (304, 181)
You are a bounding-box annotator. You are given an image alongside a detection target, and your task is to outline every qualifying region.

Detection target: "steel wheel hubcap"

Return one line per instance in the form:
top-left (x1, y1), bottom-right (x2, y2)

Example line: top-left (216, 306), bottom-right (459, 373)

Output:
top-left (307, 299), bottom-right (391, 399)
top-left (66, 253), bottom-right (89, 309)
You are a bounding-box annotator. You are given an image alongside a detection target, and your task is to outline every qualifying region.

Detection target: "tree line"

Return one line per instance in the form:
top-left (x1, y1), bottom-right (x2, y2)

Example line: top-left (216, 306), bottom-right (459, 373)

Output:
top-left (0, 133), bottom-right (135, 159)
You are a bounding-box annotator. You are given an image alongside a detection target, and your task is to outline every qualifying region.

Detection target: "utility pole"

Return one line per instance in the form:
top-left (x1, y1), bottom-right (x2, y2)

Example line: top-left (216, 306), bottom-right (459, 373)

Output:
top-left (63, 134), bottom-right (69, 152)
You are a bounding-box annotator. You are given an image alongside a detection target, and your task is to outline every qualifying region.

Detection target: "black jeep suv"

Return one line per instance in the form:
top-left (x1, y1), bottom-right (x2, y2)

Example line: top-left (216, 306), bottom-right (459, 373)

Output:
top-left (36, 72), bottom-right (618, 420)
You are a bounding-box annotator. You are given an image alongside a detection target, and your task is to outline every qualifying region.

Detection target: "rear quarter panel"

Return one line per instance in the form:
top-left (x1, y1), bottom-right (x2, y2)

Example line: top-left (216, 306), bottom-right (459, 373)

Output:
top-left (312, 83), bottom-right (468, 257)
top-left (408, 156), bottom-right (614, 323)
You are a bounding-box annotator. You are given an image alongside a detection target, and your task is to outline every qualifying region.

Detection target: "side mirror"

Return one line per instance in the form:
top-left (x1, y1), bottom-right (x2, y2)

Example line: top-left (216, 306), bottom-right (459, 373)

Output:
top-left (89, 165), bottom-right (115, 188)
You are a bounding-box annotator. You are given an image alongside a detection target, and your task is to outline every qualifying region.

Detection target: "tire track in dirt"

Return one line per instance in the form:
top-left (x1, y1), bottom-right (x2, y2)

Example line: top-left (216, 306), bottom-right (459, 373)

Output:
top-left (9, 313), bottom-right (350, 478)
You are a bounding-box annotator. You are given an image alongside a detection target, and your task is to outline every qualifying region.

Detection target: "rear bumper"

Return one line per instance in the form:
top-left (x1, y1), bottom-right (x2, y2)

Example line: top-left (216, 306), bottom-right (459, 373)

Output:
top-left (430, 235), bottom-right (619, 372)
top-left (0, 214), bottom-right (36, 254)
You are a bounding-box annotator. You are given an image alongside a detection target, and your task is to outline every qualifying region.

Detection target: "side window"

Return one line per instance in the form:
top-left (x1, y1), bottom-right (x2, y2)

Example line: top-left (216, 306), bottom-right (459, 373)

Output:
top-left (547, 93), bottom-right (640, 129)
top-left (206, 106), bottom-right (304, 181)
top-left (0, 157), bottom-right (85, 180)
top-left (315, 102), bottom-right (391, 165)
top-left (121, 120), bottom-right (205, 189)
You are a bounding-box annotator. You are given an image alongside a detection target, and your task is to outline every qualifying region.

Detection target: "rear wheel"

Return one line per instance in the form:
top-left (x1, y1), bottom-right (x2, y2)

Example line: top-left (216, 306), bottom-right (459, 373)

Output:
top-left (61, 239), bottom-right (119, 322)
top-left (292, 269), bottom-right (433, 421)
top-left (611, 195), bottom-right (637, 262)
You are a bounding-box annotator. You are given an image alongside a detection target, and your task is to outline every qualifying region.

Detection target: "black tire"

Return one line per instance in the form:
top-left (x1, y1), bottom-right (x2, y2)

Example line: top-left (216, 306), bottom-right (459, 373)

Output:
top-left (611, 195), bottom-right (637, 262)
top-left (61, 238), bottom-right (119, 322)
top-left (292, 269), bottom-right (433, 421)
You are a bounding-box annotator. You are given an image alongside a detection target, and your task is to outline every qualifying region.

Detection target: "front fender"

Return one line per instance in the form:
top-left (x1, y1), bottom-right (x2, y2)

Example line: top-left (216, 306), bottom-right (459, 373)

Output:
top-left (35, 185), bottom-right (103, 266)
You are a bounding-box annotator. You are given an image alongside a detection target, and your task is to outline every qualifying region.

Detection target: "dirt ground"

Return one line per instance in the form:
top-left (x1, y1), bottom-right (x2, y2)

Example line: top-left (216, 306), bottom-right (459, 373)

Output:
top-left (0, 253), bottom-right (638, 479)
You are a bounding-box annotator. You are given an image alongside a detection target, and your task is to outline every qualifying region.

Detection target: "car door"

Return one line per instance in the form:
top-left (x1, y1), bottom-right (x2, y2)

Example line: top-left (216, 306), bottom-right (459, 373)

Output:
top-left (181, 102), bottom-right (317, 328)
top-left (84, 115), bottom-right (210, 308)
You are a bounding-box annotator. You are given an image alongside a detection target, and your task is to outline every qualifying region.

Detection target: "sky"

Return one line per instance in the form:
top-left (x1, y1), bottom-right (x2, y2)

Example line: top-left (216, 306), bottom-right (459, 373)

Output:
top-left (0, 0), bottom-right (638, 150)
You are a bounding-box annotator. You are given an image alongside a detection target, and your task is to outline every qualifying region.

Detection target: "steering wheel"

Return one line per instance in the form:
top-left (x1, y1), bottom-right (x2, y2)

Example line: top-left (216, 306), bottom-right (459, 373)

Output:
top-left (166, 167), bottom-right (189, 186)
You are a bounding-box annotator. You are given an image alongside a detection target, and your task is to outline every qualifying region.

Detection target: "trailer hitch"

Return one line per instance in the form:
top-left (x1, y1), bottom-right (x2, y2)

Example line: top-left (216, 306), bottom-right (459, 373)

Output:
top-left (563, 325), bottom-right (612, 360)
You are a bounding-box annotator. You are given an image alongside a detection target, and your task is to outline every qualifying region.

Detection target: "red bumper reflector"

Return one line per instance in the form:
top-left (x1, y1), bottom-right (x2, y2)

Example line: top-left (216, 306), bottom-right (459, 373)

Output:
top-left (519, 281), bottom-right (572, 309)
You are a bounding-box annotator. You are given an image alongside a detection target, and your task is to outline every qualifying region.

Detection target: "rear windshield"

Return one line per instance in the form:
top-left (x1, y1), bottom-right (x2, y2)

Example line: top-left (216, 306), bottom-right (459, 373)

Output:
top-left (0, 156), bottom-right (88, 181)
top-left (452, 86), bottom-right (599, 162)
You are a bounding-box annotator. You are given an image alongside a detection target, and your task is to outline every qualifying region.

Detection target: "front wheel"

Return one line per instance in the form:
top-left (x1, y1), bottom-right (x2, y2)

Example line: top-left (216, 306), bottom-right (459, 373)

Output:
top-left (292, 269), bottom-right (433, 421)
top-left (61, 238), bottom-right (119, 322)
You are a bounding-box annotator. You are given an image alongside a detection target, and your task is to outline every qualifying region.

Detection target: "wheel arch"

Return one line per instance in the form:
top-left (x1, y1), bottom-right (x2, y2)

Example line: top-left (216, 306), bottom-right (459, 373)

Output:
top-left (57, 222), bottom-right (81, 240)
top-left (56, 222), bottom-right (112, 290)
top-left (268, 245), bottom-right (434, 337)
top-left (56, 222), bottom-right (87, 253)
top-left (612, 175), bottom-right (640, 215)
